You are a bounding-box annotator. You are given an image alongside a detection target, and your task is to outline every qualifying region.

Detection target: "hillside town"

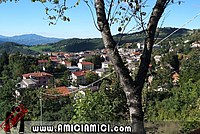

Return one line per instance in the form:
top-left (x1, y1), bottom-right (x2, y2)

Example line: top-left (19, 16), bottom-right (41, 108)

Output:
top-left (10, 39), bottom-right (199, 96)
top-left (0, 33), bottom-right (199, 133)
top-left (1, 0), bottom-right (200, 133)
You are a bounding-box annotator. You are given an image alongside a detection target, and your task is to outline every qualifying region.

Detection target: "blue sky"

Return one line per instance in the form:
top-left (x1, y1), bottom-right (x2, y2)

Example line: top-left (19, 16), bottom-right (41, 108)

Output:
top-left (0, 0), bottom-right (200, 39)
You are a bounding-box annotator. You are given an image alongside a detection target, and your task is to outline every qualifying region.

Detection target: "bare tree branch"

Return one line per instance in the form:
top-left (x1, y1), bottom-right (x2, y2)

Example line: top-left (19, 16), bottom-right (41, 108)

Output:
top-left (107, 0), bottom-right (114, 21)
top-left (84, 0), bottom-right (100, 31)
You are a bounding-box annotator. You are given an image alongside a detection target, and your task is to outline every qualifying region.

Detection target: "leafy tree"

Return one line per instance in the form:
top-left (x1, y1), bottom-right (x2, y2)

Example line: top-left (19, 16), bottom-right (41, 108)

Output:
top-left (146, 79), bottom-right (200, 133)
top-left (0, 51), bottom-right (9, 76)
top-left (42, 95), bottom-right (74, 121)
top-left (0, 79), bottom-right (17, 120)
top-left (61, 70), bottom-right (71, 86)
top-left (85, 71), bottom-right (99, 85)
top-left (180, 49), bottom-right (200, 83)
top-left (71, 73), bottom-right (128, 123)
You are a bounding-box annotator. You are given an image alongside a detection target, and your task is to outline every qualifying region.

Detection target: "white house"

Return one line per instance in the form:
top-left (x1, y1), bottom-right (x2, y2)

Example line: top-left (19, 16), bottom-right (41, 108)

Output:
top-left (60, 61), bottom-right (72, 67)
top-left (79, 57), bottom-right (86, 63)
top-left (71, 71), bottom-right (86, 85)
top-left (102, 61), bottom-right (111, 70)
top-left (191, 41), bottom-right (200, 48)
top-left (78, 62), bottom-right (94, 71)
top-left (154, 55), bottom-right (162, 64)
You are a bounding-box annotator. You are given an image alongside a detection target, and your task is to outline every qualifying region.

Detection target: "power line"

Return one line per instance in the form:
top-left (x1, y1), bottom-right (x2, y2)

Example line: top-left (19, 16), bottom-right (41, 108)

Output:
top-left (41, 71), bottom-right (115, 97)
top-left (41, 11), bottom-right (200, 97)
top-left (34, 11), bottom-right (200, 125)
top-left (155, 12), bottom-right (200, 45)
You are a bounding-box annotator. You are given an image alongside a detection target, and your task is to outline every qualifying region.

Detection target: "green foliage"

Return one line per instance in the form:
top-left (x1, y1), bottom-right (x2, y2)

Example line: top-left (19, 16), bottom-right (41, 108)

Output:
top-left (0, 51), bottom-right (9, 75)
top-left (21, 88), bottom-right (41, 121)
top-left (181, 119), bottom-right (200, 133)
top-left (71, 73), bottom-right (129, 123)
top-left (146, 79), bottom-right (200, 132)
top-left (180, 49), bottom-right (200, 83)
top-left (7, 53), bottom-right (38, 79)
top-left (42, 96), bottom-right (74, 121)
top-left (0, 42), bottom-right (39, 55)
top-left (60, 70), bottom-right (71, 86)
top-left (146, 47), bottom-right (200, 133)
top-left (0, 79), bottom-right (17, 120)
top-left (85, 71), bottom-right (99, 85)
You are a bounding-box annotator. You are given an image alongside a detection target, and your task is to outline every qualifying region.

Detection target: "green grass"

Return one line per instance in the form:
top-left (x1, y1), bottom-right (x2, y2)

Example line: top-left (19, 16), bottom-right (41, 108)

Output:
top-left (28, 45), bottom-right (54, 52)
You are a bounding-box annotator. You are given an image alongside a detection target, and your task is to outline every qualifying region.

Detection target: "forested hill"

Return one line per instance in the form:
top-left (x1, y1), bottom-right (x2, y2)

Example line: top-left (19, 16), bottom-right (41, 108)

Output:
top-left (0, 42), bottom-right (39, 55)
top-left (0, 27), bottom-right (192, 54)
top-left (29, 27), bottom-right (191, 52)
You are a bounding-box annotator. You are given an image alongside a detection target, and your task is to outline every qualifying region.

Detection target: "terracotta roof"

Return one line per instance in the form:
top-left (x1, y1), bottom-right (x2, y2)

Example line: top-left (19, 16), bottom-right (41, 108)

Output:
top-left (72, 71), bottom-right (86, 77)
top-left (50, 56), bottom-right (58, 62)
top-left (38, 60), bottom-right (48, 63)
top-left (79, 62), bottom-right (93, 65)
top-left (47, 86), bottom-right (70, 96)
top-left (133, 52), bottom-right (141, 55)
top-left (55, 86), bottom-right (70, 96)
top-left (22, 72), bottom-right (53, 78)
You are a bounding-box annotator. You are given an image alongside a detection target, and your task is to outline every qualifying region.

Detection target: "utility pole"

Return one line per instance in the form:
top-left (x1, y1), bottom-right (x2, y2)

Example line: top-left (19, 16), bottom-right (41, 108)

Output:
top-left (39, 89), bottom-right (42, 125)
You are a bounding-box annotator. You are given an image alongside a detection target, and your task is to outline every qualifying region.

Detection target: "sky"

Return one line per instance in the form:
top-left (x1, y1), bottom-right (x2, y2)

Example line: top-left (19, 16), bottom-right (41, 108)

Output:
top-left (0, 0), bottom-right (200, 39)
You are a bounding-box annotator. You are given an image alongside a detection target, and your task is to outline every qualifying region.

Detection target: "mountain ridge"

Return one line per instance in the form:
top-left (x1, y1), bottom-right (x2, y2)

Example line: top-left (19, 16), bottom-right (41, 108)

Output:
top-left (0, 27), bottom-right (194, 54)
top-left (0, 34), bottom-right (63, 46)
top-left (34, 27), bottom-right (191, 52)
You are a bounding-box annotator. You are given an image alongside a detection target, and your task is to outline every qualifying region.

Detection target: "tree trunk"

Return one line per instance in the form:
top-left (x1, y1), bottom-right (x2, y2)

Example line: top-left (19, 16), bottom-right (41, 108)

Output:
top-left (94, 0), bottom-right (170, 133)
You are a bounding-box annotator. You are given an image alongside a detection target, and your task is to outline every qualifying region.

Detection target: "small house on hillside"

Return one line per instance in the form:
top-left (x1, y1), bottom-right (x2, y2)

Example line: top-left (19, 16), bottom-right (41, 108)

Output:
top-left (21, 72), bottom-right (53, 87)
top-left (72, 71), bottom-right (87, 85)
top-left (78, 62), bottom-right (94, 71)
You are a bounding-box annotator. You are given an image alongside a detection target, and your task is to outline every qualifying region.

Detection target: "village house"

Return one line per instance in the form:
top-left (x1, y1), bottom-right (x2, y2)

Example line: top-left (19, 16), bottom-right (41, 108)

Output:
top-left (137, 43), bottom-right (144, 49)
top-left (191, 41), bottom-right (200, 48)
top-left (78, 57), bottom-right (86, 63)
top-left (21, 72), bottom-right (53, 88)
top-left (132, 51), bottom-right (142, 62)
top-left (154, 55), bottom-right (162, 64)
top-left (95, 68), bottom-right (105, 77)
top-left (71, 71), bottom-right (86, 85)
top-left (126, 58), bottom-right (133, 64)
top-left (38, 60), bottom-right (48, 68)
top-left (101, 61), bottom-right (111, 71)
top-left (67, 66), bottom-right (80, 73)
top-left (78, 62), bottom-right (94, 71)
top-left (95, 61), bottom-right (111, 77)
top-left (18, 79), bottom-right (37, 88)
top-left (59, 61), bottom-right (72, 67)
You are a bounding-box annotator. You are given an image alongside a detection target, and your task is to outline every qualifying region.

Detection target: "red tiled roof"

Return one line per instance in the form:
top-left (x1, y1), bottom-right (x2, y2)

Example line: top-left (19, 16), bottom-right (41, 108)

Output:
top-left (79, 62), bottom-right (93, 65)
top-left (50, 56), bottom-right (58, 61)
top-left (22, 72), bottom-right (53, 78)
top-left (45, 86), bottom-right (70, 98)
top-left (133, 52), bottom-right (141, 55)
top-left (38, 60), bottom-right (48, 63)
top-left (55, 86), bottom-right (70, 96)
top-left (72, 71), bottom-right (86, 77)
